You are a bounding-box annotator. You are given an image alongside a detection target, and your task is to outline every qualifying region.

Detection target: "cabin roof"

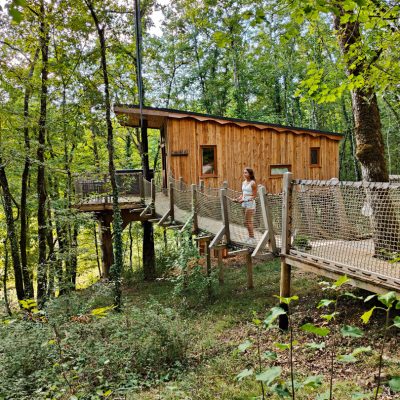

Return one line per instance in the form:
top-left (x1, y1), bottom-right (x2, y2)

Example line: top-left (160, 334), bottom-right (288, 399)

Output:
top-left (114, 104), bottom-right (343, 141)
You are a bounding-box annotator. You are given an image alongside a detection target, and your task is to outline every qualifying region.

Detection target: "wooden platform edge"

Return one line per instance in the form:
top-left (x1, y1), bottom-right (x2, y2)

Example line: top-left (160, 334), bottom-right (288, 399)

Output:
top-left (283, 253), bottom-right (400, 295)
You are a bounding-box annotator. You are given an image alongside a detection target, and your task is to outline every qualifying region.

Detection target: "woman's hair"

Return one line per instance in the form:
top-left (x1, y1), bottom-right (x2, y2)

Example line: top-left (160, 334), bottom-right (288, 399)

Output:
top-left (245, 167), bottom-right (256, 181)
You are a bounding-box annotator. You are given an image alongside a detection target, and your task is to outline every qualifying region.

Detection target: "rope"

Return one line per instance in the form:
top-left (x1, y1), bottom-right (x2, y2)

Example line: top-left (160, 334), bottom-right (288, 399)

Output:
top-left (291, 181), bottom-right (400, 279)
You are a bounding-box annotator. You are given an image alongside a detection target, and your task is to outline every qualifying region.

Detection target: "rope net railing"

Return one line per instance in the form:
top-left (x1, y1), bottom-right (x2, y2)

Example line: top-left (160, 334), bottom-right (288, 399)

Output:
top-left (173, 186), bottom-right (193, 223)
top-left (74, 171), bottom-right (142, 203)
top-left (291, 180), bottom-right (400, 281)
top-left (196, 190), bottom-right (222, 235)
top-left (143, 178), bottom-right (153, 202)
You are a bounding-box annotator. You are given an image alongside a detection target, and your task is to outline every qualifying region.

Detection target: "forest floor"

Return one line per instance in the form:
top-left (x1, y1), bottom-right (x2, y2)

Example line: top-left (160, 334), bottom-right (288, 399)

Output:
top-left (1, 257), bottom-right (400, 399)
top-left (125, 258), bottom-right (400, 400)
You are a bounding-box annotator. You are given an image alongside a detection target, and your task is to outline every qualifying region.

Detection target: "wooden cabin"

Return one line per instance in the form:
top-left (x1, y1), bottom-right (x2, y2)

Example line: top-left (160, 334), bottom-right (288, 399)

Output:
top-left (114, 105), bottom-right (342, 193)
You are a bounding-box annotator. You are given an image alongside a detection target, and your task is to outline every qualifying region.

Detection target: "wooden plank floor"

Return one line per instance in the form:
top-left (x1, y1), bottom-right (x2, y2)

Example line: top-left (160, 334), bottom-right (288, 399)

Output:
top-left (292, 238), bottom-right (400, 281)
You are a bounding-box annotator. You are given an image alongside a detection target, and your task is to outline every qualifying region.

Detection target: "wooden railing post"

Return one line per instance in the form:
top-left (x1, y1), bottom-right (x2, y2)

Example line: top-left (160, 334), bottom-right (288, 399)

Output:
top-left (169, 180), bottom-right (175, 222)
top-left (222, 181), bottom-right (228, 189)
top-left (191, 184), bottom-right (198, 233)
top-left (280, 172), bottom-right (293, 330)
top-left (205, 237), bottom-right (213, 299)
top-left (259, 185), bottom-right (277, 254)
top-left (139, 173), bottom-right (144, 201)
top-left (199, 180), bottom-right (205, 193)
top-left (220, 188), bottom-right (230, 244)
top-left (179, 176), bottom-right (184, 190)
top-left (246, 252), bottom-right (254, 289)
top-left (217, 245), bottom-right (224, 285)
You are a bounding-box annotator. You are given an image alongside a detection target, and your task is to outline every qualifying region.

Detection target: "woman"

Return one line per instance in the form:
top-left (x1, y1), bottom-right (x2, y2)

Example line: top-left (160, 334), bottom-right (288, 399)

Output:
top-left (237, 168), bottom-right (257, 245)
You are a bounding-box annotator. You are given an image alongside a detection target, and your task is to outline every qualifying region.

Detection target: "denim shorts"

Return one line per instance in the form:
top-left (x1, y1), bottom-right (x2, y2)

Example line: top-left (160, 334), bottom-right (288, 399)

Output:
top-left (242, 199), bottom-right (256, 210)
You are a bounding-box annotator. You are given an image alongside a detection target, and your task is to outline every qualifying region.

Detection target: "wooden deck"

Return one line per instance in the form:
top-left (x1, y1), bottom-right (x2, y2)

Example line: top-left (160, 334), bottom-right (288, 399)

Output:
top-left (75, 196), bottom-right (145, 212)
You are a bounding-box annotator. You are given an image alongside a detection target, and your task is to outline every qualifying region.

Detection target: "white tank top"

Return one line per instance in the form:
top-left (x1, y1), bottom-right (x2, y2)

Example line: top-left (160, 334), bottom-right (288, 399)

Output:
top-left (242, 180), bottom-right (255, 199)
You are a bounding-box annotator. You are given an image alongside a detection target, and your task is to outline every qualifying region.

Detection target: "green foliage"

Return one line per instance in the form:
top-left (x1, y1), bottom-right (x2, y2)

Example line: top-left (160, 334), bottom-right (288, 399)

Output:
top-left (300, 323), bottom-right (330, 337)
top-left (236, 276), bottom-right (400, 399)
top-left (292, 234), bottom-right (311, 250)
top-left (0, 288), bottom-right (192, 398)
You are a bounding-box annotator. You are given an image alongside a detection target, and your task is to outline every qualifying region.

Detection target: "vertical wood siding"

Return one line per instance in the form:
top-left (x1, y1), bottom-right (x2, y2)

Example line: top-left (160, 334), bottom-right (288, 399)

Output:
top-left (165, 118), bottom-right (340, 193)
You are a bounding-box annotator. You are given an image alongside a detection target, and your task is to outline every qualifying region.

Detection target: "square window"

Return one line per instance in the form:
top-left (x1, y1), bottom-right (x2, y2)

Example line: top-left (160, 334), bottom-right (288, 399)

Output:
top-left (310, 148), bottom-right (320, 166)
top-left (270, 165), bottom-right (291, 177)
top-left (201, 146), bottom-right (217, 176)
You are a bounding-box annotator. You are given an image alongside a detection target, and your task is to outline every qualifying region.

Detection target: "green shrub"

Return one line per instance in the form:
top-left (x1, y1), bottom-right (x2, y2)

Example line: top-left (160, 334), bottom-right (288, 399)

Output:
top-left (0, 290), bottom-right (192, 399)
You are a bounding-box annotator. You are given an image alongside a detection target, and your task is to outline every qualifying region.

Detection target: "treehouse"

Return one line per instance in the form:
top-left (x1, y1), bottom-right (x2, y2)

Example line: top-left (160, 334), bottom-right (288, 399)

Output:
top-left (114, 105), bottom-right (343, 193)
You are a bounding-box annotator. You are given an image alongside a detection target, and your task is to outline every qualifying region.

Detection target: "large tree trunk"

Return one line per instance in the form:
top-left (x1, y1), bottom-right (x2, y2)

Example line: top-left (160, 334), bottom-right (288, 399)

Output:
top-left (0, 163), bottom-right (25, 300)
top-left (334, 9), bottom-right (400, 255)
top-left (20, 48), bottom-right (39, 299)
top-left (140, 121), bottom-right (156, 280)
top-left (36, 0), bottom-right (49, 305)
top-left (86, 0), bottom-right (124, 309)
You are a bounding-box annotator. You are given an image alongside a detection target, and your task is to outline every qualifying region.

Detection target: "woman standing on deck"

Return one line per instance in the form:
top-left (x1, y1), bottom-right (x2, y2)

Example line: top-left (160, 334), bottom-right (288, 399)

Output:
top-left (237, 168), bottom-right (257, 245)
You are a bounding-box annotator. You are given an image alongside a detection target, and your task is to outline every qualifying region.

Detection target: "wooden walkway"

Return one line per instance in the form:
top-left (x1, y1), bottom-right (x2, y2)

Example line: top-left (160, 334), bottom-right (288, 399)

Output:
top-left (74, 172), bottom-right (400, 295)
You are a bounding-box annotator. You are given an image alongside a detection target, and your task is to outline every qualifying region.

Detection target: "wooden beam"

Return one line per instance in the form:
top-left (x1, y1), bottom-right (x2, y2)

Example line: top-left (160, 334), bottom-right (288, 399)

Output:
top-left (258, 185), bottom-right (277, 254)
top-left (179, 216), bottom-right (193, 233)
top-left (140, 203), bottom-right (152, 217)
top-left (192, 184), bottom-right (198, 233)
top-left (227, 248), bottom-right (249, 256)
top-left (284, 254), bottom-right (400, 296)
top-left (209, 226), bottom-right (225, 248)
top-left (216, 246), bottom-right (225, 285)
top-left (280, 172), bottom-right (293, 330)
top-left (169, 181), bottom-right (175, 222)
top-left (220, 188), bottom-right (230, 244)
top-left (158, 209), bottom-right (171, 226)
top-left (205, 237), bottom-right (212, 299)
top-left (251, 230), bottom-right (270, 258)
top-left (246, 252), bottom-right (254, 290)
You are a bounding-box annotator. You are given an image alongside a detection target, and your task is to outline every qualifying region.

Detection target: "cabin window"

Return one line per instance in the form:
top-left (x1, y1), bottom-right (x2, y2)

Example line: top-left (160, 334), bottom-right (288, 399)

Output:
top-left (201, 146), bottom-right (217, 176)
top-left (310, 147), bottom-right (320, 166)
top-left (270, 165), bottom-right (291, 177)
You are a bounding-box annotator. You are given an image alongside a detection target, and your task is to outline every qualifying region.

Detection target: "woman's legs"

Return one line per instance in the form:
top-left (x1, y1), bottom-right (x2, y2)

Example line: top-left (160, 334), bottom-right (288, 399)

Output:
top-left (245, 208), bottom-right (255, 238)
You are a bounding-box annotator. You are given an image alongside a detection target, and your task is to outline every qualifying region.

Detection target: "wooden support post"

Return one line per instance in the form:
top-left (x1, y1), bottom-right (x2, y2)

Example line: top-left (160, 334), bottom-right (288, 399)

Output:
top-left (205, 237), bottom-right (212, 299)
top-left (222, 181), bottom-right (228, 189)
top-left (191, 184), bottom-right (198, 233)
top-left (179, 176), bottom-right (184, 190)
top-left (217, 246), bottom-right (224, 285)
top-left (259, 185), bottom-right (277, 254)
top-left (199, 180), bottom-right (205, 193)
top-left (98, 214), bottom-right (113, 279)
top-left (220, 188), bottom-right (230, 244)
top-left (151, 178), bottom-right (156, 204)
top-left (280, 172), bottom-right (293, 330)
top-left (169, 180), bottom-right (175, 222)
top-left (246, 251), bottom-right (254, 289)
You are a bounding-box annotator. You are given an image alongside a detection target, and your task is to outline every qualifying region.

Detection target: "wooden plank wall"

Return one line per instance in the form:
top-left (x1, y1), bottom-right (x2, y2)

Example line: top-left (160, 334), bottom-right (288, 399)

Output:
top-left (165, 118), bottom-right (340, 193)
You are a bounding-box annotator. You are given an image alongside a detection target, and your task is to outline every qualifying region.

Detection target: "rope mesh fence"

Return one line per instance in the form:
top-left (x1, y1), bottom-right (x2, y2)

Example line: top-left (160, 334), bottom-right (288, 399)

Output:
top-left (143, 179), bottom-right (152, 203)
top-left (291, 180), bottom-right (400, 280)
top-left (173, 186), bottom-right (192, 223)
top-left (197, 190), bottom-right (222, 235)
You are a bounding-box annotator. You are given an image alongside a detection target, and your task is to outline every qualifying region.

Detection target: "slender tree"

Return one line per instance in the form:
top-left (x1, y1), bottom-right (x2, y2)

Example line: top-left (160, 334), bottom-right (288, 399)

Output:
top-left (85, 0), bottom-right (124, 309)
top-left (36, 0), bottom-right (50, 305)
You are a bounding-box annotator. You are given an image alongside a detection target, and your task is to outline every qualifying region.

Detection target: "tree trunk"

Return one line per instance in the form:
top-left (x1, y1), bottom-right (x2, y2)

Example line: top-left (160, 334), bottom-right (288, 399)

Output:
top-left (140, 121), bottom-right (156, 281)
top-left (2, 239), bottom-right (12, 316)
top-left (20, 48), bottom-right (39, 299)
top-left (334, 10), bottom-right (400, 255)
top-left (37, 0), bottom-right (49, 305)
top-left (0, 165), bottom-right (25, 300)
top-left (86, 0), bottom-right (124, 309)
